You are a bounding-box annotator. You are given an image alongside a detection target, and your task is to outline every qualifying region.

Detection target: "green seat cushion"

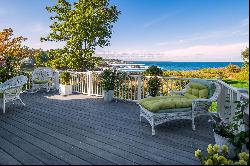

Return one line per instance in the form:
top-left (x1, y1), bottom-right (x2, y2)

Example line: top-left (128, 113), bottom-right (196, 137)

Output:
top-left (33, 79), bottom-right (49, 84)
top-left (0, 93), bottom-right (3, 98)
top-left (139, 82), bottom-right (210, 113)
top-left (139, 96), bottom-right (193, 113)
top-left (186, 82), bottom-right (209, 99)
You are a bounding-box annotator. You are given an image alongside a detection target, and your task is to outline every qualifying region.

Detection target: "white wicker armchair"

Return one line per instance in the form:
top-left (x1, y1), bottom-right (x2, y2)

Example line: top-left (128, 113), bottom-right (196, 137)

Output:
top-left (139, 79), bottom-right (221, 135)
top-left (31, 67), bottom-right (53, 92)
top-left (0, 75), bottom-right (28, 113)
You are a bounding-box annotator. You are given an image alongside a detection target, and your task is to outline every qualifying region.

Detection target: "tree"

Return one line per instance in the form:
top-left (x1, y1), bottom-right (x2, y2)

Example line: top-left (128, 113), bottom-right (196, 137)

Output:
top-left (144, 65), bottom-right (163, 76)
top-left (41, 0), bottom-right (120, 71)
top-left (0, 28), bottom-right (28, 79)
top-left (241, 47), bottom-right (249, 67)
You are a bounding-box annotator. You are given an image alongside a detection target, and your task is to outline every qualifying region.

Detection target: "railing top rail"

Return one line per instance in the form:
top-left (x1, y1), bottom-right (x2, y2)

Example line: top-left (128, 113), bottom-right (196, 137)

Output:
top-left (217, 80), bottom-right (249, 97)
top-left (216, 79), bottom-right (240, 92)
top-left (241, 93), bottom-right (249, 99)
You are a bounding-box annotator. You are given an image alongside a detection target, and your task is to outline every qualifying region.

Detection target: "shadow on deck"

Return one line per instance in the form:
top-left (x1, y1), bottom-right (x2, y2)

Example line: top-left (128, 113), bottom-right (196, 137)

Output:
top-left (0, 91), bottom-right (215, 165)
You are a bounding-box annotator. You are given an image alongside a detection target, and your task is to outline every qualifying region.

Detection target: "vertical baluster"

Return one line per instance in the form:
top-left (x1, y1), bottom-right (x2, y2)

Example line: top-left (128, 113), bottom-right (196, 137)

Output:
top-left (142, 77), bottom-right (145, 99)
top-left (137, 75), bottom-right (142, 100)
top-left (166, 79), bottom-right (169, 96)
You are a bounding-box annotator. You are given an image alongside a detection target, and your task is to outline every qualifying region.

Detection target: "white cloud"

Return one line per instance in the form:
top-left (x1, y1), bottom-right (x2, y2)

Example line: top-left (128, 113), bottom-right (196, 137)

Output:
top-left (96, 42), bottom-right (249, 62)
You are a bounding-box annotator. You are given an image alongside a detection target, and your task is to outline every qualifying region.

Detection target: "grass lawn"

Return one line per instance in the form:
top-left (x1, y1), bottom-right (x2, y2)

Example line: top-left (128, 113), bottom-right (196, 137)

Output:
top-left (223, 79), bottom-right (249, 91)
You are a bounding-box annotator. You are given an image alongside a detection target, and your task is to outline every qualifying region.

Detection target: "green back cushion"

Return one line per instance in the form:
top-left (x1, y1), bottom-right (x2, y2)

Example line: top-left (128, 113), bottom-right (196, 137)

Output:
top-left (139, 96), bottom-right (193, 113)
top-left (186, 82), bottom-right (209, 99)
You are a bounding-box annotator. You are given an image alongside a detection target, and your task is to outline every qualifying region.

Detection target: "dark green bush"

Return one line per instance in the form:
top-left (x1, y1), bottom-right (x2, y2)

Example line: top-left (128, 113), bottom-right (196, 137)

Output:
top-left (0, 67), bottom-right (11, 83)
top-left (147, 76), bottom-right (161, 97)
top-left (144, 65), bottom-right (163, 76)
top-left (100, 69), bottom-right (117, 91)
top-left (60, 71), bottom-right (71, 85)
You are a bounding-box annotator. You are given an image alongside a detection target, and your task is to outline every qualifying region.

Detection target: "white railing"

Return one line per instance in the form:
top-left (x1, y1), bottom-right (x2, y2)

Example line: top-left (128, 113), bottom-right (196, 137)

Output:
top-left (216, 80), bottom-right (249, 120)
top-left (69, 71), bottom-right (103, 96)
top-left (216, 79), bottom-right (249, 132)
top-left (23, 70), bottom-right (249, 122)
top-left (113, 75), bottom-right (190, 101)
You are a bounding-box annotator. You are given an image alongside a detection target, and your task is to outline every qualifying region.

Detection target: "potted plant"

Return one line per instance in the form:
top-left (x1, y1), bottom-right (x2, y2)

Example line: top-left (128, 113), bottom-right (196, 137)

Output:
top-left (209, 100), bottom-right (249, 159)
top-left (147, 76), bottom-right (161, 97)
top-left (100, 69), bottom-right (117, 102)
top-left (208, 114), bottom-right (235, 158)
top-left (59, 71), bottom-right (72, 96)
top-left (195, 144), bottom-right (249, 165)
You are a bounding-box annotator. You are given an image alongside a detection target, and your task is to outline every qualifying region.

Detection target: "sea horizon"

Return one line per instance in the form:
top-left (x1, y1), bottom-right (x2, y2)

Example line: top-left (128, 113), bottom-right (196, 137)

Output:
top-left (127, 61), bottom-right (243, 71)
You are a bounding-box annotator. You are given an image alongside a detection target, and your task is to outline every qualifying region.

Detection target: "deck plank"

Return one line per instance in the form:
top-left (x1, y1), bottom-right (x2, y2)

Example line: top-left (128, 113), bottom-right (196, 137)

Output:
top-left (0, 127), bottom-right (67, 165)
top-left (0, 92), bottom-right (215, 165)
top-left (0, 149), bottom-right (22, 165)
top-left (8, 105), bottom-right (197, 164)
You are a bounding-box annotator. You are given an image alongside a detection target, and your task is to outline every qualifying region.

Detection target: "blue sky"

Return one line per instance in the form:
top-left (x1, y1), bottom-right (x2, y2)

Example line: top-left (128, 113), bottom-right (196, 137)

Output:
top-left (0, 0), bottom-right (249, 61)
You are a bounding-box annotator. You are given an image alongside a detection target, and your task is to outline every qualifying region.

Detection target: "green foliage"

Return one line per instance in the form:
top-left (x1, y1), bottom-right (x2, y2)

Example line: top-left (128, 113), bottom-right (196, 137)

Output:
top-left (241, 47), bottom-right (249, 67)
top-left (195, 144), bottom-right (249, 165)
top-left (100, 69), bottom-right (117, 91)
top-left (144, 65), bottom-right (163, 76)
top-left (223, 79), bottom-right (249, 91)
top-left (210, 99), bottom-right (249, 158)
top-left (34, 50), bottom-right (49, 67)
top-left (234, 68), bottom-right (249, 81)
top-left (41, 0), bottom-right (120, 71)
top-left (225, 64), bottom-right (241, 73)
top-left (229, 100), bottom-right (249, 156)
top-left (147, 76), bottom-right (161, 97)
top-left (209, 114), bottom-right (235, 139)
top-left (60, 71), bottom-right (71, 85)
top-left (0, 66), bottom-right (11, 83)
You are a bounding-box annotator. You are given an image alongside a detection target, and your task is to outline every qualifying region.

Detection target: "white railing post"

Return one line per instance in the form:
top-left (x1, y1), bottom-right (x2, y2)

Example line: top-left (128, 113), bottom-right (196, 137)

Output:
top-left (53, 70), bottom-right (60, 90)
top-left (137, 75), bottom-right (142, 100)
top-left (217, 84), bottom-right (226, 119)
top-left (88, 71), bottom-right (93, 96)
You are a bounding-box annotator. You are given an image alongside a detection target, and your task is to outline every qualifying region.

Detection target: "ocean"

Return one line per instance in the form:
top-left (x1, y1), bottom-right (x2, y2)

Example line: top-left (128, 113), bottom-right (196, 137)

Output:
top-left (128, 61), bottom-right (242, 71)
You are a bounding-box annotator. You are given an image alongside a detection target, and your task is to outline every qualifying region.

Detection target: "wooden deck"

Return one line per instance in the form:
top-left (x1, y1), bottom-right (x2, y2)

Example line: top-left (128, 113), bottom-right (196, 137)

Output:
top-left (0, 91), bottom-right (215, 165)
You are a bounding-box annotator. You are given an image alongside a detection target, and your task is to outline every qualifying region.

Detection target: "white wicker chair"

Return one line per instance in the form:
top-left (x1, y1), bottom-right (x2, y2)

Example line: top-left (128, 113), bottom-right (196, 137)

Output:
top-left (138, 79), bottom-right (221, 135)
top-left (31, 67), bottom-right (53, 92)
top-left (0, 75), bottom-right (28, 113)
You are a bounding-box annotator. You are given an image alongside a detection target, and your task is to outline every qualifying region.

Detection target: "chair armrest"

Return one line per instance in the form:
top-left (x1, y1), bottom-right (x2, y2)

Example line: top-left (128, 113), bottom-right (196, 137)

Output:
top-left (0, 83), bottom-right (8, 91)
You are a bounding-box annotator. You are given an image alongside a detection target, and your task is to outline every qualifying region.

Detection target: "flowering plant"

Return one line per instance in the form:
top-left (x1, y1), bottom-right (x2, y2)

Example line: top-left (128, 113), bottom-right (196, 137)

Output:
top-left (195, 144), bottom-right (249, 165)
top-left (209, 99), bottom-right (249, 157)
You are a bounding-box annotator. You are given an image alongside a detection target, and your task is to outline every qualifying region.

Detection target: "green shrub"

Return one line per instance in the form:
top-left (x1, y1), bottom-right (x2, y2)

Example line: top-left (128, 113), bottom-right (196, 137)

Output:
top-left (100, 69), bottom-right (117, 91)
top-left (0, 67), bottom-right (11, 83)
top-left (225, 64), bottom-right (241, 73)
top-left (147, 76), bottom-right (161, 97)
top-left (144, 65), bottom-right (163, 76)
top-left (60, 71), bottom-right (71, 85)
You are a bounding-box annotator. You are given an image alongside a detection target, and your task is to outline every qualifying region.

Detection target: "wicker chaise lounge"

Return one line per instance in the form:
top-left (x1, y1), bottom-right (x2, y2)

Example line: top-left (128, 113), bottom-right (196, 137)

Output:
top-left (138, 79), bottom-right (221, 135)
